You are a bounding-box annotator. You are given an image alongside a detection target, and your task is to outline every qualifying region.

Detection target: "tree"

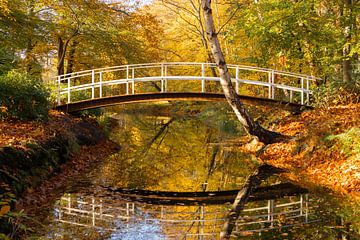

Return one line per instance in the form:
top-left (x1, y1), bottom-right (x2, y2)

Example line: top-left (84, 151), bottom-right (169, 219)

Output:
top-left (201, 0), bottom-right (283, 144)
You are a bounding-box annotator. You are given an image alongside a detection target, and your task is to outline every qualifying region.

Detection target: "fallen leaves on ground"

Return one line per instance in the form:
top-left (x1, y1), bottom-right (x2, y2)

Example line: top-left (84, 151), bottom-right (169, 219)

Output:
top-left (261, 103), bottom-right (360, 197)
top-left (16, 139), bottom-right (119, 217)
top-left (0, 110), bottom-right (79, 149)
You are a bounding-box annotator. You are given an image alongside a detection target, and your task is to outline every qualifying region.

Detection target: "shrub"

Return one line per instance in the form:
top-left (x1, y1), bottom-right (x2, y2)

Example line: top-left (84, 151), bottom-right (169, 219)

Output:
top-left (0, 71), bottom-right (50, 120)
top-left (312, 79), bottom-right (360, 108)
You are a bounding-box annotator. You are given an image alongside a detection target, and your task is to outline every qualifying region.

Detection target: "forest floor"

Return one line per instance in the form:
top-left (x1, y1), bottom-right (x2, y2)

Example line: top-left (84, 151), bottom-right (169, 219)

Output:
top-left (257, 103), bottom-right (360, 198)
top-left (0, 110), bottom-right (83, 148)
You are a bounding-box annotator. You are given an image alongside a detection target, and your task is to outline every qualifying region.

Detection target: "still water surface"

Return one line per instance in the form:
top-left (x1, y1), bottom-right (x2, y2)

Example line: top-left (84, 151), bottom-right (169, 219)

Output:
top-left (29, 103), bottom-right (357, 239)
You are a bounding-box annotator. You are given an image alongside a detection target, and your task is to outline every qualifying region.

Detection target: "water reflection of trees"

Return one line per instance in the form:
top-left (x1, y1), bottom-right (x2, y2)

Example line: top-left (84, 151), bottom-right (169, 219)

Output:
top-left (94, 110), bottom-right (257, 192)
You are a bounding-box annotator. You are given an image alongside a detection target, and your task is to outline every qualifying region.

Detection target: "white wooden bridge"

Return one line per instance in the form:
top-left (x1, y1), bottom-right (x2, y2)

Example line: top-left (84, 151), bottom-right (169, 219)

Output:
top-left (54, 62), bottom-right (319, 113)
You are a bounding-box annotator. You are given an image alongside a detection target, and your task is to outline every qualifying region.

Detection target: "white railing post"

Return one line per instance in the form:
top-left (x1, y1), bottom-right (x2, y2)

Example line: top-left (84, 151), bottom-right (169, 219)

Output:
top-left (92, 197), bottom-right (95, 226)
top-left (201, 63), bottom-right (205, 93)
top-left (271, 70), bottom-right (275, 99)
top-left (305, 194), bottom-right (309, 223)
top-left (306, 77), bottom-right (310, 105)
top-left (99, 199), bottom-right (103, 220)
top-left (301, 77), bottom-right (304, 105)
top-left (236, 66), bottom-right (239, 94)
top-left (57, 76), bottom-right (61, 105)
top-left (161, 63), bottom-right (164, 92)
top-left (268, 199), bottom-right (274, 227)
top-left (126, 66), bottom-right (129, 95)
top-left (67, 195), bottom-right (71, 214)
top-left (91, 70), bottom-right (95, 99)
top-left (268, 71), bottom-right (272, 99)
top-left (200, 205), bottom-right (205, 240)
top-left (67, 78), bottom-right (71, 103)
top-left (132, 68), bottom-right (135, 94)
top-left (164, 65), bottom-right (168, 92)
top-left (99, 72), bottom-right (103, 98)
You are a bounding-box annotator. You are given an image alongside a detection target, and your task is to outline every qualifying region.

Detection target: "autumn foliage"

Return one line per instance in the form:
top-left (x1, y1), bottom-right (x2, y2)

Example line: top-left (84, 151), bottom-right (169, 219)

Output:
top-left (260, 104), bottom-right (360, 196)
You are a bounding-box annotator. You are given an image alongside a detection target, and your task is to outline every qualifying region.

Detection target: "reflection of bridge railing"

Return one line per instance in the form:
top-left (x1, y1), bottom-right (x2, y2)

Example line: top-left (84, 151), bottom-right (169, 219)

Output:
top-left (55, 193), bottom-right (316, 239)
top-left (54, 62), bottom-right (320, 106)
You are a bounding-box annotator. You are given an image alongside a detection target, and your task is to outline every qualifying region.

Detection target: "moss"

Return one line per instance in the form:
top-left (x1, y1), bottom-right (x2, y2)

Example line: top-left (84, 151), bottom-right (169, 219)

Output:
top-left (325, 128), bottom-right (360, 158)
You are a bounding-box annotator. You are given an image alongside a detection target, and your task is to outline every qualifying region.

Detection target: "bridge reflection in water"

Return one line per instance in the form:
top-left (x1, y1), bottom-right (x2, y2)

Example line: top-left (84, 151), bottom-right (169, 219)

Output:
top-left (54, 191), bottom-right (317, 239)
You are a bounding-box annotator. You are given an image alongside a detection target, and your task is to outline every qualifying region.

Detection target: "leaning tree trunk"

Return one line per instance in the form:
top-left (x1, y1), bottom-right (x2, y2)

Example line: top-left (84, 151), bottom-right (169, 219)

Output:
top-left (201, 0), bottom-right (283, 144)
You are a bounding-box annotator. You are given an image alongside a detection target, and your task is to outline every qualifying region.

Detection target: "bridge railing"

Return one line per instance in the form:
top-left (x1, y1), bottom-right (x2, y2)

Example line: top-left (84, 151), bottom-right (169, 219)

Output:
top-left (55, 193), bottom-right (317, 238)
top-left (54, 62), bottom-right (320, 106)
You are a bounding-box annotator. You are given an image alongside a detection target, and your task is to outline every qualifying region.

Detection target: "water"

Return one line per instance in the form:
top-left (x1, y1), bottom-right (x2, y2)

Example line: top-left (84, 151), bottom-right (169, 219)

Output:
top-left (27, 103), bottom-right (358, 239)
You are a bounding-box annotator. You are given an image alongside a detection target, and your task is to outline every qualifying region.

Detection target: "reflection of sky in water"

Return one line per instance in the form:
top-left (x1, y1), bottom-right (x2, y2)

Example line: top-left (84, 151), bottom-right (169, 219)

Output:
top-left (110, 217), bottom-right (164, 240)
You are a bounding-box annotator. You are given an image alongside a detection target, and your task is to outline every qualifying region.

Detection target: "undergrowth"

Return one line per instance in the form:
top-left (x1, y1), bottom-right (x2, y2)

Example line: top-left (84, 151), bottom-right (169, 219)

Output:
top-left (313, 79), bottom-right (360, 108)
top-left (325, 128), bottom-right (360, 159)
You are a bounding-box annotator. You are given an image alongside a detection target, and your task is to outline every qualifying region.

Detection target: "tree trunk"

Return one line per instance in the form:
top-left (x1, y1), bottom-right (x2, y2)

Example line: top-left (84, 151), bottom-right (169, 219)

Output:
top-left (342, 0), bottom-right (353, 82)
top-left (66, 40), bottom-right (78, 76)
top-left (201, 0), bottom-right (283, 144)
top-left (220, 164), bottom-right (285, 239)
top-left (57, 37), bottom-right (65, 76)
top-left (57, 34), bottom-right (77, 77)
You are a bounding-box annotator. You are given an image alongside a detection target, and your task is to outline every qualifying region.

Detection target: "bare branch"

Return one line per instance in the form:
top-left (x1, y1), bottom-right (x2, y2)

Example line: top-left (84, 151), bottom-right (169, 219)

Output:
top-left (217, 4), bottom-right (241, 34)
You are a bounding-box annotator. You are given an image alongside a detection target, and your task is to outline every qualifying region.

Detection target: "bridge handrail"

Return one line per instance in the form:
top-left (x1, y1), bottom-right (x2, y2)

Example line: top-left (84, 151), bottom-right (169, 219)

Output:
top-left (54, 62), bottom-right (321, 81)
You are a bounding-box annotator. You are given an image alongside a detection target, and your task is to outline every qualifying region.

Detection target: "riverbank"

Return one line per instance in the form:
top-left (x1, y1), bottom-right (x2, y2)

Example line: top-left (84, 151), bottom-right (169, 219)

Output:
top-left (0, 111), bottom-right (120, 238)
top-left (260, 103), bottom-right (360, 197)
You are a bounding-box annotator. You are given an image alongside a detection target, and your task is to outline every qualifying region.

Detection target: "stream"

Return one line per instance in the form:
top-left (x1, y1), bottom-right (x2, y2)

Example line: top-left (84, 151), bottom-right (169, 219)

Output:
top-left (27, 102), bottom-right (357, 239)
